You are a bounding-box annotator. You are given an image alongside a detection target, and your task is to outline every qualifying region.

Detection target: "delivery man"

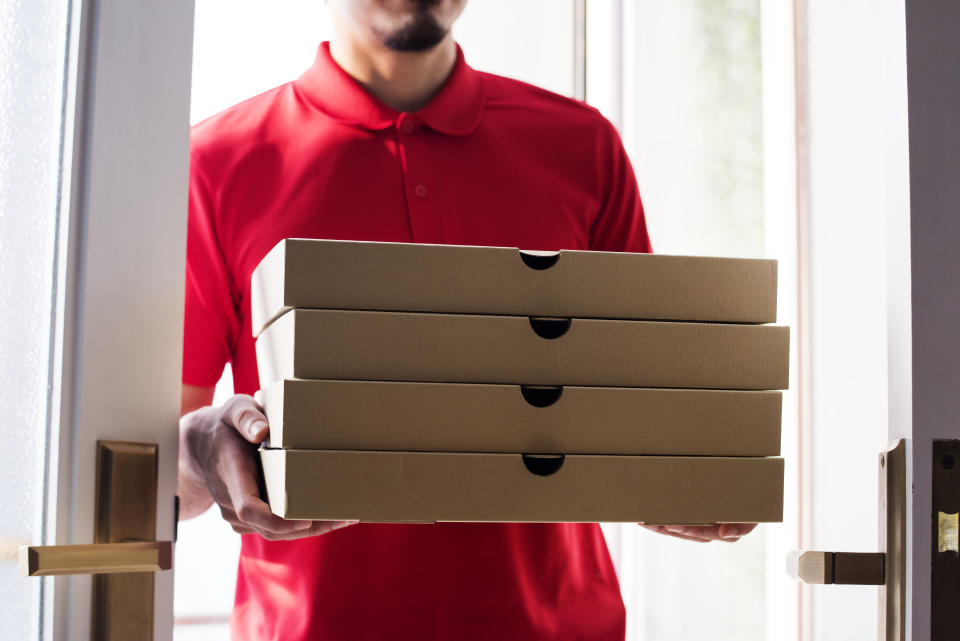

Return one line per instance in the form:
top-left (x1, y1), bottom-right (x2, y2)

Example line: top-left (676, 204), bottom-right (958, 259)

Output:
top-left (177, 1), bottom-right (758, 639)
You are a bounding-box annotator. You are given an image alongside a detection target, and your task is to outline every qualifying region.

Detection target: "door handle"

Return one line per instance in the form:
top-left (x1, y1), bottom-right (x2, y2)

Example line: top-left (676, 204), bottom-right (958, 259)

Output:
top-left (19, 440), bottom-right (170, 641)
top-left (786, 550), bottom-right (884, 585)
top-left (20, 540), bottom-right (172, 576)
top-left (786, 440), bottom-right (906, 641)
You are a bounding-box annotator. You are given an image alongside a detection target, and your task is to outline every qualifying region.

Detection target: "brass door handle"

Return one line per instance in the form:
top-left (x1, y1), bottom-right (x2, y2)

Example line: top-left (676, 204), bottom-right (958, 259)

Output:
top-left (786, 550), bottom-right (884, 585)
top-left (18, 441), bottom-right (169, 641)
top-left (19, 540), bottom-right (173, 577)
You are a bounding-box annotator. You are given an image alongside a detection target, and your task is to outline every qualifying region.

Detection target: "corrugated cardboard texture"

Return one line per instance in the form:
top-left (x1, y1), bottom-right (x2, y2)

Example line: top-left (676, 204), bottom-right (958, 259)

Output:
top-left (260, 449), bottom-right (785, 524)
top-left (255, 309), bottom-right (790, 390)
top-left (250, 239), bottom-right (778, 335)
top-left (257, 379), bottom-right (782, 456)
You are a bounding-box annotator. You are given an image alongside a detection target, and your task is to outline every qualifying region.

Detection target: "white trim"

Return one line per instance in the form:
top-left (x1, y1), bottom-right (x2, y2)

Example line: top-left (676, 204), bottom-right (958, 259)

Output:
top-left (47, 0), bottom-right (195, 638)
top-left (45, 0), bottom-right (87, 635)
top-left (881, 1), bottom-right (912, 639)
top-left (585, 0), bottom-right (624, 131)
top-left (761, 2), bottom-right (802, 640)
top-left (789, 1), bottom-right (814, 639)
top-left (573, 0), bottom-right (587, 101)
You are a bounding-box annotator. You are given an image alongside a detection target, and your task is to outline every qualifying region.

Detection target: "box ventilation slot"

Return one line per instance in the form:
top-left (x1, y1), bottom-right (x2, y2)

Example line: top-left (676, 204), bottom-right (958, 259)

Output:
top-left (522, 454), bottom-right (565, 476)
top-left (520, 385), bottom-right (564, 407)
top-left (528, 317), bottom-right (571, 339)
top-left (519, 250), bottom-right (560, 270)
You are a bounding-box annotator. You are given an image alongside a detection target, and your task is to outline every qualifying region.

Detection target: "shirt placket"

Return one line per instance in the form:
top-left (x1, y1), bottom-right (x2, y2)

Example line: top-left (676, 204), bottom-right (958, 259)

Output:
top-left (394, 112), bottom-right (440, 243)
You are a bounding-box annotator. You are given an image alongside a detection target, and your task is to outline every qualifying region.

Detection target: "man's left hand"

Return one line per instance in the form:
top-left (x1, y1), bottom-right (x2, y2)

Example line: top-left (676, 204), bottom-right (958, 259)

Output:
top-left (638, 523), bottom-right (757, 543)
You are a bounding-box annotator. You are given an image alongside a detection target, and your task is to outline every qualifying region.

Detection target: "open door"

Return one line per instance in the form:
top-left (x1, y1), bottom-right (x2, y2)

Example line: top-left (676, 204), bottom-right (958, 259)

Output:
top-left (888, 1), bottom-right (960, 637)
top-left (788, 1), bottom-right (960, 639)
top-left (4, 0), bottom-right (194, 639)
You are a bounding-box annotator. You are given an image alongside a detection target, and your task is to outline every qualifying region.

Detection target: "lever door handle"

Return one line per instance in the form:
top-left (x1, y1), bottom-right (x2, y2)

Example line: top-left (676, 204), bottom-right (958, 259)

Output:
top-left (786, 550), bottom-right (884, 585)
top-left (17, 440), bottom-right (170, 641)
top-left (784, 441), bottom-right (906, 641)
top-left (19, 540), bottom-right (173, 577)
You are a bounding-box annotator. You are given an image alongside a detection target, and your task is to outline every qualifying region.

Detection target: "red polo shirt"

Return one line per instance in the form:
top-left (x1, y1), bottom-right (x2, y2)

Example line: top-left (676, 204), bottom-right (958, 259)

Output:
top-left (184, 42), bottom-right (651, 641)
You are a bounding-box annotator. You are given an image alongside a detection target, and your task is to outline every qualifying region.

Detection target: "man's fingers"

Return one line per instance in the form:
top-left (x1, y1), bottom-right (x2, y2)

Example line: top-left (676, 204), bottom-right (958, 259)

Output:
top-left (642, 524), bottom-right (714, 543)
top-left (718, 523), bottom-right (757, 540)
top-left (217, 442), bottom-right (315, 536)
top-left (230, 524), bottom-right (257, 535)
top-left (221, 395), bottom-right (269, 444)
top-left (640, 523), bottom-right (756, 543)
top-left (308, 520), bottom-right (359, 536)
top-left (223, 486), bottom-right (357, 539)
top-left (201, 394), bottom-right (358, 541)
top-left (263, 520), bottom-right (360, 541)
top-left (235, 496), bottom-right (316, 537)
top-left (664, 524), bottom-right (723, 539)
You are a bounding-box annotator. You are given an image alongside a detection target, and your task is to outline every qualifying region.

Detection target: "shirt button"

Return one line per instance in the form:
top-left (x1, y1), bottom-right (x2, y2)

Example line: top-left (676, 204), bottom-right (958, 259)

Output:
top-left (414, 184), bottom-right (428, 198)
top-left (401, 120), bottom-right (416, 134)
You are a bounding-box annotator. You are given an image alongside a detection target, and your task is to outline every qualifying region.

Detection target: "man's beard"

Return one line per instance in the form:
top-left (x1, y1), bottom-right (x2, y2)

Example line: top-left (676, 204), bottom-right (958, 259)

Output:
top-left (376, 0), bottom-right (448, 52)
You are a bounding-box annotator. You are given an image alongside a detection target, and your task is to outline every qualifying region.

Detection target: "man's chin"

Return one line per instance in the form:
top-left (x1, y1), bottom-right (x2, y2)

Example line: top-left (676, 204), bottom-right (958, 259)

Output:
top-left (377, 16), bottom-right (448, 52)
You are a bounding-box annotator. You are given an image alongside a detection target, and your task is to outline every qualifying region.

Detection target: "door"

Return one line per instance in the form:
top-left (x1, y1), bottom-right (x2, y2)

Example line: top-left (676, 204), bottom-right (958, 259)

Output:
top-left (787, 0), bottom-right (958, 638)
top-left (885, 0), bottom-right (958, 639)
top-left (3, 0), bottom-right (195, 639)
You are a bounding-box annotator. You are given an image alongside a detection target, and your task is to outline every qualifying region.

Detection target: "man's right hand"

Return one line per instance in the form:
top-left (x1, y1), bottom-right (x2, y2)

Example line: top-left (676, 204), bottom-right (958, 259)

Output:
top-left (178, 392), bottom-right (357, 540)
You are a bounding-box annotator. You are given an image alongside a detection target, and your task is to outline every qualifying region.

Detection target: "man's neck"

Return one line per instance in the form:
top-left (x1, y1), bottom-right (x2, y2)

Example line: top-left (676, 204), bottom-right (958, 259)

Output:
top-left (329, 19), bottom-right (457, 113)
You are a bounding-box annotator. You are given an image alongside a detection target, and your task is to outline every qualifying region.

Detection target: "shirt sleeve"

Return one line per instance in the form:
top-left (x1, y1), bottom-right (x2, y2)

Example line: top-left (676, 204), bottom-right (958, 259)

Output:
top-left (181, 148), bottom-right (240, 387)
top-left (589, 116), bottom-right (653, 254)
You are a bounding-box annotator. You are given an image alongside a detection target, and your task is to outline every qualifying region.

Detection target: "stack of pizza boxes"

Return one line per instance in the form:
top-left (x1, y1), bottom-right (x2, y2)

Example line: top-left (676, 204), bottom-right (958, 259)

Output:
top-left (252, 239), bottom-right (788, 525)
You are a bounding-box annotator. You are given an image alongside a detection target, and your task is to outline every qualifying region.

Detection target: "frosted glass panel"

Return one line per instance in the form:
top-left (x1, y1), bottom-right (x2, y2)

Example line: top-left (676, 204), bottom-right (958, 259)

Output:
top-left (624, 0), bottom-right (764, 259)
top-left (0, 0), bottom-right (69, 638)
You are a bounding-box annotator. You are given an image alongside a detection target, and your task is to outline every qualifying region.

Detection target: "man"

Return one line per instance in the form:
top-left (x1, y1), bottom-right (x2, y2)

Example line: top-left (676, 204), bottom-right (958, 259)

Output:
top-left (178, 1), bottom-right (757, 639)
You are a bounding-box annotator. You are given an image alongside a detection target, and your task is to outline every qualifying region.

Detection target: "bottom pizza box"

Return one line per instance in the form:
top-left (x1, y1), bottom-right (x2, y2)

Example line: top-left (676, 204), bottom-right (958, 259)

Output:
top-left (260, 449), bottom-right (784, 524)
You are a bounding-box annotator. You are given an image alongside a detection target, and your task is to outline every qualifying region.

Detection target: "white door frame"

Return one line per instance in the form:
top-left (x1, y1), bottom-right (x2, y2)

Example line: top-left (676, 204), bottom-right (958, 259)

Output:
top-left (46, 0), bottom-right (195, 638)
top-left (38, 0), bottom-right (957, 638)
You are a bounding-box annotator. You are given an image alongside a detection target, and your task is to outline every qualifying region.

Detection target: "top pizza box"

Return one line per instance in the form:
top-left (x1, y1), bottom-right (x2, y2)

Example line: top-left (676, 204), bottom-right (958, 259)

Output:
top-left (251, 238), bottom-right (778, 335)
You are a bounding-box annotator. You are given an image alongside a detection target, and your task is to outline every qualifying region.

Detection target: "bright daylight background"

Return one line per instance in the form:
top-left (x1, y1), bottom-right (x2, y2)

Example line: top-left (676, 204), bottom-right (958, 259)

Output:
top-left (0, 0), bottom-right (902, 640)
top-left (176, 1), bottom-right (892, 640)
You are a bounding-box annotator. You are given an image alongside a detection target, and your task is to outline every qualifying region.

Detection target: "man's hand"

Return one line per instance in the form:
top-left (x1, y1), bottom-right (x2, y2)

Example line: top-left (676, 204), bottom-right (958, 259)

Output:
top-left (178, 393), bottom-right (357, 540)
top-left (639, 523), bottom-right (757, 543)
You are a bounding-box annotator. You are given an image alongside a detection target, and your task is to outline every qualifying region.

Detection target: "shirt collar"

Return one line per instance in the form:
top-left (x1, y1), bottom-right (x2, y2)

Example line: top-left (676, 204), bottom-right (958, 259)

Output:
top-left (295, 41), bottom-right (485, 136)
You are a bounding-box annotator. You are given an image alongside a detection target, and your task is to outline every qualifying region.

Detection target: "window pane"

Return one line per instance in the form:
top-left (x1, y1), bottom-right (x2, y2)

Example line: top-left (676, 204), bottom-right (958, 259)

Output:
top-left (624, 0), bottom-right (764, 259)
top-left (455, 0), bottom-right (574, 97)
top-left (190, 0), bottom-right (331, 125)
top-left (616, 1), bottom-right (767, 640)
top-left (0, 0), bottom-right (69, 638)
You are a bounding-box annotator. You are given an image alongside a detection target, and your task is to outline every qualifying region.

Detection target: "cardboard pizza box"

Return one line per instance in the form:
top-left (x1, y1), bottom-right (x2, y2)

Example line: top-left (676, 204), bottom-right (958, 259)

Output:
top-left (250, 239), bottom-right (778, 335)
top-left (260, 449), bottom-right (785, 524)
top-left (256, 379), bottom-right (782, 456)
top-left (255, 309), bottom-right (789, 390)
